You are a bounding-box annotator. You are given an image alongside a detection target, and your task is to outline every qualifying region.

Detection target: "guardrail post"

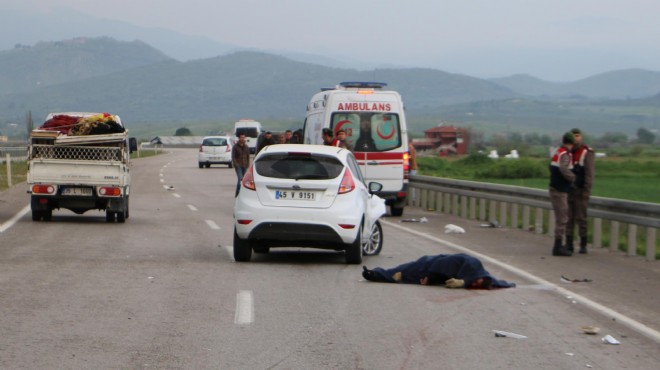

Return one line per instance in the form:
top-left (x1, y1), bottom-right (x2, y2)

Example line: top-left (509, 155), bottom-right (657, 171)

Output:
top-left (499, 202), bottom-right (507, 227)
top-left (610, 221), bottom-right (620, 252)
top-left (420, 188), bottom-right (428, 209)
top-left (522, 205), bottom-right (530, 231)
top-left (479, 198), bottom-right (486, 220)
top-left (489, 200), bottom-right (497, 222)
top-left (461, 195), bottom-right (468, 218)
top-left (5, 153), bottom-right (11, 187)
top-left (436, 192), bottom-right (443, 213)
top-left (535, 208), bottom-right (544, 234)
top-left (452, 195), bottom-right (459, 216)
top-left (593, 218), bottom-right (602, 248)
top-left (511, 204), bottom-right (519, 229)
top-left (647, 228), bottom-right (657, 261)
top-left (469, 197), bottom-right (476, 219)
top-left (627, 224), bottom-right (637, 257)
top-left (444, 193), bottom-right (451, 214)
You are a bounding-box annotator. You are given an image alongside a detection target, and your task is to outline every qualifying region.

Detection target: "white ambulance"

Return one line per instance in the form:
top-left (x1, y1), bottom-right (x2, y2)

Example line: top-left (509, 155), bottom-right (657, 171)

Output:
top-left (303, 82), bottom-right (409, 216)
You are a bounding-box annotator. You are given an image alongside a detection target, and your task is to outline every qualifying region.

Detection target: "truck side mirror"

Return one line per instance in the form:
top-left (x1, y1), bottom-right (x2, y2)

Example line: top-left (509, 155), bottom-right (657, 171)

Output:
top-left (128, 137), bottom-right (138, 153)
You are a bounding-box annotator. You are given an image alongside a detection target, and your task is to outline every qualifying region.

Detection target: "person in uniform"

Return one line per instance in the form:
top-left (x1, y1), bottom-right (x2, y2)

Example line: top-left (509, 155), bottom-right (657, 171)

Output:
top-left (566, 128), bottom-right (595, 254)
top-left (549, 132), bottom-right (576, 256)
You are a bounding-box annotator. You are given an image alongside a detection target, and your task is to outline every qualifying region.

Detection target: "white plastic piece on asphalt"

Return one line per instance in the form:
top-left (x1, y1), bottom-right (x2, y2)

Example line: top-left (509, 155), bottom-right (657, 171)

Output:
top-left (381, 218), bottom-right (660, 344)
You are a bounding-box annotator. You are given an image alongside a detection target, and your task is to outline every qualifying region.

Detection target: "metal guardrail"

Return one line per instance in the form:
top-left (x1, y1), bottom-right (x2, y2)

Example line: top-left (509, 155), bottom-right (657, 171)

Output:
top-left (408, 175), bottom-right (659, 261)
top-left (0, 146), bottom-right (28, 163)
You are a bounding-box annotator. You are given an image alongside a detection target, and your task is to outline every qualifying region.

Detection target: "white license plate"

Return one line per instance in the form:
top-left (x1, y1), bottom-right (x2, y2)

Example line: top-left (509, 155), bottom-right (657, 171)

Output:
top-left (62, 187), bottom-right (92, 196)
top-left (275, 190), bottom-right (316, 200)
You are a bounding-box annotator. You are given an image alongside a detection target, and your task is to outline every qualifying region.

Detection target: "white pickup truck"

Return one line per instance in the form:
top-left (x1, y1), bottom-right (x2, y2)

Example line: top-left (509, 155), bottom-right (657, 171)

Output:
top-left (27, 112), bottom-right (135, 222)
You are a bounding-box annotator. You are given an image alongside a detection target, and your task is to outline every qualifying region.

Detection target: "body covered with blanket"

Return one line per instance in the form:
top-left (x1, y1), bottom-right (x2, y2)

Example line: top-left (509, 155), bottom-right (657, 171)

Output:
top-left (362, 253), bottom-right (515, 289)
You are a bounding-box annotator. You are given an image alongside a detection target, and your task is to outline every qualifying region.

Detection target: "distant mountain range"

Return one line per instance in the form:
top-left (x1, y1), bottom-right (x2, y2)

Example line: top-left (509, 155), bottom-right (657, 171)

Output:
top-left (0, 37), bottom-right (658, 137)
top-left (490, 69), bottom-right (660, 100)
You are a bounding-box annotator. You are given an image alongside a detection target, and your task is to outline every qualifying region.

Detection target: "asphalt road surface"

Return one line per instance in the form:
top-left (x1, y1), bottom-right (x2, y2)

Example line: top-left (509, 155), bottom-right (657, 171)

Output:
top-left (1, 149), bottom-right (658, 369)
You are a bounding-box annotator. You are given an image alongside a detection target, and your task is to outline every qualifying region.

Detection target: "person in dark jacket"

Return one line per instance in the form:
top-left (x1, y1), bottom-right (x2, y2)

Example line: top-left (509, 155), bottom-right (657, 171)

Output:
top-left (566, 128), bottom-right (595, 254)
top-left (232, 133), bottom-right (250, 197)
top-left (256, 131), bottom-right (275, 154)
top-left (362, 253), bottom-right (516, 289)
top-left (549, 132), bottom-right (576, 256)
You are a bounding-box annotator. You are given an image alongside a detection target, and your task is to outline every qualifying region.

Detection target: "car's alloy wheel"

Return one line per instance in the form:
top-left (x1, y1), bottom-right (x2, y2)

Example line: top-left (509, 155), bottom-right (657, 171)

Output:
top-left (233, 228), bottom-right (252, 262)
top-left (362, 220), bottom-right (383, 256)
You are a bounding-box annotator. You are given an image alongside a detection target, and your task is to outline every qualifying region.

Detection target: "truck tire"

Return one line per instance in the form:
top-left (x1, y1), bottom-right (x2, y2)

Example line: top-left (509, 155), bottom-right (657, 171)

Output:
top-left (198, 162), bottom-right (204, 168)
top-left (106, 210), bottom-right (115, 222)
top-left (117, 210), bottom-right (126, 223)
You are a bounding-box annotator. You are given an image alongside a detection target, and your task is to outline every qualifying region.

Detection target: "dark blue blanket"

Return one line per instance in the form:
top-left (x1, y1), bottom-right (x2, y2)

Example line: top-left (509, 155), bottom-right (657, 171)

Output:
top-left (366, 253), bottom-right (515, 289)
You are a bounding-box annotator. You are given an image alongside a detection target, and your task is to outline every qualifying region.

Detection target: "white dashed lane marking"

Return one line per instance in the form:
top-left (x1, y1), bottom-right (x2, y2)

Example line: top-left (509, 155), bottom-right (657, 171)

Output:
top-left (235, 290), bottom-right (254, 325)
top-left (205, 220), bottom-right (220, 230)
top-left (187, 204), bottom-right (198, 211)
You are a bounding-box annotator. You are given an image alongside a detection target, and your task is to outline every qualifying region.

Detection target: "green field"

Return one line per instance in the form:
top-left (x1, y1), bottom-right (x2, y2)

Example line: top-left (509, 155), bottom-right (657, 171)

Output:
top-left (417, 154), bottom-right (660, 203)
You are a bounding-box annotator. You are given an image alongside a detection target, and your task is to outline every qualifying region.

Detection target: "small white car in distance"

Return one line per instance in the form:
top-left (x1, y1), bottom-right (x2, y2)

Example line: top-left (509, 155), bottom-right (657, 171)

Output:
top-left (233, 144), bottom-right (386, 264)
top-left (198, 136), bottom-right (232, 168)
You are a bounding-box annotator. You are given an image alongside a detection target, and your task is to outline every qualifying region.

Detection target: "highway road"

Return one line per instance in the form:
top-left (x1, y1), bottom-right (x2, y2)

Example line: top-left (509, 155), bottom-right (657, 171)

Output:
top-left (1, 149), bottom-right (658, 369)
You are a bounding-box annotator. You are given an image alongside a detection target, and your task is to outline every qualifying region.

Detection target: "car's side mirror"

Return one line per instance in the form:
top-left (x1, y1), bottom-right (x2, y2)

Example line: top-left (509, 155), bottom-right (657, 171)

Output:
top-left (368, 182), bottom-right (383, 193)
top-left (128, 137), bottom-right (138, 153)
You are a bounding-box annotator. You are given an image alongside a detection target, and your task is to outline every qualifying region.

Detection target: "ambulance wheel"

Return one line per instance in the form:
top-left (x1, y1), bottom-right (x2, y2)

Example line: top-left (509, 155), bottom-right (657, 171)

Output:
top-left (31, 211), bottom-right (42, 221)
top-left (362, 221), bottom-right (383, 256)
top-left (390, 205), bottom-right (404, 217)
top-left (42, 209), bottom-right (52, 221)
top-left (345, 225), bottom-right (363, 264)
top-left (233, 228), bottom-right (252, 262)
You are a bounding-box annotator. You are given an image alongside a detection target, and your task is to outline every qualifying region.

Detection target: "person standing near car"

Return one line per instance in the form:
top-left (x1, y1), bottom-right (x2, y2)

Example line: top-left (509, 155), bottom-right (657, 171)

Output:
top-left (549, 132), bottom-right (576, 256)
top-left (232, 133), bottom-right (250, 197)
top-left (322, 128), bottom-right (334, 145)
top-left (566, 128), bottom-right (595, 254)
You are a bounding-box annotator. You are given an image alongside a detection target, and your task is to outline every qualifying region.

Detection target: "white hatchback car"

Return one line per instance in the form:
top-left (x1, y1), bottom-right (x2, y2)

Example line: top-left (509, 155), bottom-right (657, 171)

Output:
top-left (198, 136), bottom-right (232, 168)
top-left (233, 144), bottom-right (386, 264)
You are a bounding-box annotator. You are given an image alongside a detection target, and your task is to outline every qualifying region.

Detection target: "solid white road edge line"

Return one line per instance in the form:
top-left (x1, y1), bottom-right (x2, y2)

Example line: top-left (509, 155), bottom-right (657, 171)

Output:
top-left (381, 219), bottom-right (660, 344)
top-left (205, 220), bottom-right (220, 230)
top-left (235, 290), bottom-right (254, 325)
top-left (0, 205), bottom-right (30, 233)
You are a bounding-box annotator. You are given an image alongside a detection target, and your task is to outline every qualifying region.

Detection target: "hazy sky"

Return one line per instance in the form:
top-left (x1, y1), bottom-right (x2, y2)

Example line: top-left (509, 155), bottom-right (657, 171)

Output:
top-left (6, 0), bottom-right (660, 81)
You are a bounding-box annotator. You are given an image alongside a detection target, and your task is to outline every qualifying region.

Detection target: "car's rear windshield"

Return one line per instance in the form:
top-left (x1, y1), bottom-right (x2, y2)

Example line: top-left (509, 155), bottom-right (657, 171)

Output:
top-left (202, 138), bottom-right (227, 146)
top-left (256, 153), bottom-right (344, 180)
top-left (235, 127), bottom-right (259, 138)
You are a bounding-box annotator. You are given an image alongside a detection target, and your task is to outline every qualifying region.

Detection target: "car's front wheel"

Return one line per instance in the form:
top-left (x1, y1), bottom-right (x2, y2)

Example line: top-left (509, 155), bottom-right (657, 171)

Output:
top-left (362, 220), bottom-right (383, 256)
top-left (233, 228), bottom-right (252, 262)
top-left (345, 225), bottom-right (363, 264)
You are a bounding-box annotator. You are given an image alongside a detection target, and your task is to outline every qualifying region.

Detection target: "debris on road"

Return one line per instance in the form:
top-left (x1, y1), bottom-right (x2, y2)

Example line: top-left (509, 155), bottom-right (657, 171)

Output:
top-left (581, 326), bottom-right (600, 335)
top-left (561, 275), bottom-right (592, 283)
top-left (601, 334), bottom-right (621, 345)
top-left (493, 330), bottom-right (527, 339)
top-left (480, 221), bottom-right (501, 228)
top-left (400, 217), bottom-right (428, 223)
top-left (444, 224), bottom-right (465, 233)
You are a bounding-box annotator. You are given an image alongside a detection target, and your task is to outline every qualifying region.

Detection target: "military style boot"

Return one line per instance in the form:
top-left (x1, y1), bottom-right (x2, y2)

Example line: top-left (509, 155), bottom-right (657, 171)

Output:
top-left (552, 238), bottom-right (573, 256)
top-left (565, 235), bottom-right (574, 253)
top-left (579, 236), bottom-right (588, 254)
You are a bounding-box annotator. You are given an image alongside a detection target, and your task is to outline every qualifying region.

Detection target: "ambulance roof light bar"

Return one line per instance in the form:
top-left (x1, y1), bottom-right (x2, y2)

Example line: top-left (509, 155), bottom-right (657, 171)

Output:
top-left (338, 81), bottom-right (388, 89)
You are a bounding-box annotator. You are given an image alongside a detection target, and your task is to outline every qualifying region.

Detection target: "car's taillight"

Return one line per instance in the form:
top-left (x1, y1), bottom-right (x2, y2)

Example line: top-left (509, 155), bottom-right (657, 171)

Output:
top-left (242, 165), bottom-right (256, 191)
top-left (338, 169), bottom-right (355, 194)
top-left (403, 152), bottom-right (410, 179)
top-left (99, 187), bottom-right (121, 196)
top-left (32, 184), bottom-right (55, 194)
